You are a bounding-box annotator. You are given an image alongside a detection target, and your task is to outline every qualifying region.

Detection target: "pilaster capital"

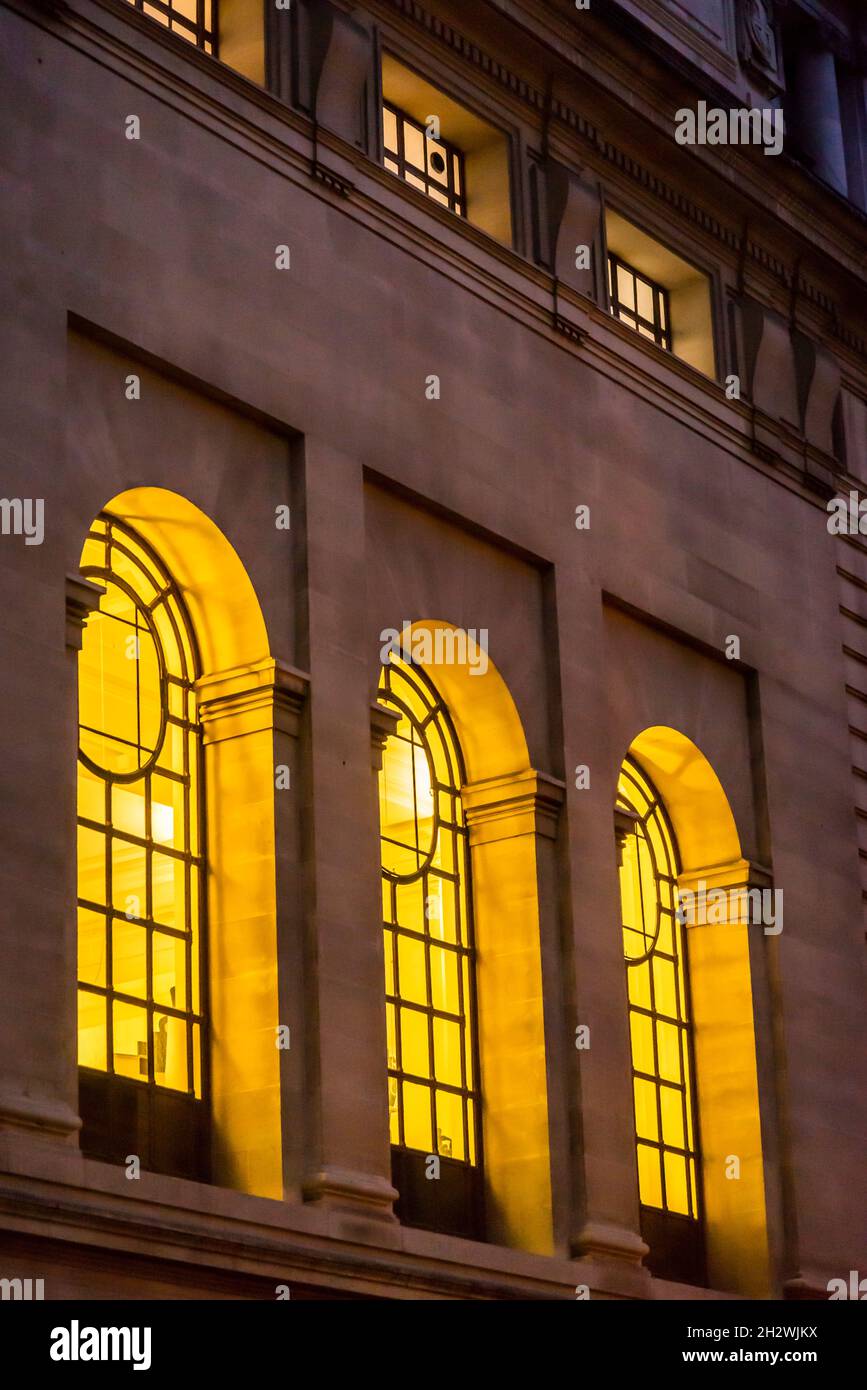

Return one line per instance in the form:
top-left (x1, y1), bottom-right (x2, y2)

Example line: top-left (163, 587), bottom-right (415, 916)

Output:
top-left (462, 769), bottom-right (566, 845)
top-left (370, 700), bottom-right (401, 771)
top-left (65, 573), bottom-right (104, 651)
top-left (197, 658), bottom-right (310, 742)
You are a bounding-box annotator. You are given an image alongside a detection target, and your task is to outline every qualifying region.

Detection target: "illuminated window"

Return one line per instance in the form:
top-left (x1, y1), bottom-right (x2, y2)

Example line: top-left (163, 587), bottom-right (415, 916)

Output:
top-left (378, 656), bottom-right (483, 1237)
top-left (616, 755), bottom-right (705, 1283)
top-left (77, 513), bottom-right (207, 1177)
top-left (608, 253), bottom-right (672, 350)
top-left (383, 102), bottom-right (466, 216)
top-left (125, 0), bottom-right (216, 54)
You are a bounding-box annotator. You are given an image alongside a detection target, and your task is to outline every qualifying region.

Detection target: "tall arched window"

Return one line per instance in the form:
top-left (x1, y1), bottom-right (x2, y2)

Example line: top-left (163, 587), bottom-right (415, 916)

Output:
top-left (76, 513), bottom-right (207, 1179)
top-left (378, 656), bottom-right (483, 1238)
top-left (616, 754), bottom-right (705, 1284)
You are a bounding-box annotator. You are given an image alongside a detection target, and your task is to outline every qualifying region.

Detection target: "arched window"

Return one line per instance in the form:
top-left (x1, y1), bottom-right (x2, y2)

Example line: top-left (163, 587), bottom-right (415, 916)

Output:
top-left (616, 754), bottom-right (704, 1284)
top-left (378, 655), bottom-right (483, 1238)
top-left (76, 513), bottom-right (207, 1179)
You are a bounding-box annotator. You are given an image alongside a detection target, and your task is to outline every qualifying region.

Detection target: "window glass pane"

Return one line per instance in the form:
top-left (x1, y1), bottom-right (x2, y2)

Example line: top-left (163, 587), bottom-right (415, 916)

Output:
top-left (112, 999), bottom-right (149, 1081)
top-left (151, 773), bottom-right (180, 847)
top-left (630, 1010), bottom-right (654, 1075)
top-left (397, 933), bottom-right (427, 1006)
top-left (152, 852), bottom-right (186, 929)
top-left (664, 1151), bottom-right (690, 1215)
top-left (78, 909), bottom-right (107, 987)
top-left (463, 1017), bottom-right (474, 1090)
top-left (78, 825), bottom-right (106, 905)
top-left (433, 1016), bottom-right (462, 1087)
top-left (637, 1143), bottom-right (662, 1207)
top-left (112, 919), bottom-right (147, 1000)
top-left (656, 1020), bottom-right (682, 1083)
top-left (192, 1022), bottom-right (202, 1099)
top-left (656, 909), bottom-right (674, 957)
top-left (617, 263), bottom-right (635, 309)
top-left (151, 1012), bottom-right (187, 1090)
top-left (660, 1085), bottom-right (685, 1149)
top-left (429, 945), bottom-right (459, 1014)
top-left (402, 1081), bottom-right (432, 1151)
top-left (78, 763), bottom-right (105, 822)
top-left (78, 990), bottom-right (106, 1070)
top-left (383, 106), bottom-right (398, 152)
top-left (400, 1007), bottom-right (430, 1079)
top-left (653, 955), bottom-right (677, 1019)
top-left (395, 878), bottom-right (425, 934)
top-left (435, 1088), bottom-right (465, 1160)
top-left (403, 123), bottom-right (425, 169)
top-left (112, 838), bottom-right (147, 918)
top-left (633, 1077), bottom-right (658, 1141)
top-left (636, 277), bottom-right (654, 321)
top-left (80, 533), bottom-right (106, 570)
top-left (112, 781), bottom-right (147, 839)
top-left (627, 959), bottom-right (651, 1009)
top-left (153, 931), bottom-right (186, 1009)
top-left (384, 929), bottom-right (395, 995)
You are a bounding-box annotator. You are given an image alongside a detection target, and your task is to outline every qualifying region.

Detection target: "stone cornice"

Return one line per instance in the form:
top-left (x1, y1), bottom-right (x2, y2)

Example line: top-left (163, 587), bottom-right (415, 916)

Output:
top-left (0, 1171), bottom-right (599, 1300)
top-left (19, 0), bottom-right (864, 498)
top-left (374, 0), bottom-right (867, 328)
top-left (37, 0), bottom-right (866, 347)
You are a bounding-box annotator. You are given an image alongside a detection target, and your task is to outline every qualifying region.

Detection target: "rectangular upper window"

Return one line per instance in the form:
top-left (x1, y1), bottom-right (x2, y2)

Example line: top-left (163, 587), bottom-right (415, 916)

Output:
top-left (123, 0), bottom-right (265, 86)
top-left (608, 254), bottom-right (672, 351)
top-left (605, 209), bottom-right (716, 377)
top-left (383, 103), bottom-right (466, 217)
top-left (381, 53), bottom-right (513, 245)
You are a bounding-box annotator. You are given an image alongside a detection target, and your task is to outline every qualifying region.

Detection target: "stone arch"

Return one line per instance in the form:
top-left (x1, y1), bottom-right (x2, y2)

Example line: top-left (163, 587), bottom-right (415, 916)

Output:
top-left (620, 725), bottom-right (771, 1296)
top-left (76, 487), bottom-right (304, 1200)
top-left (379, 620), bottom-right (563, 1254)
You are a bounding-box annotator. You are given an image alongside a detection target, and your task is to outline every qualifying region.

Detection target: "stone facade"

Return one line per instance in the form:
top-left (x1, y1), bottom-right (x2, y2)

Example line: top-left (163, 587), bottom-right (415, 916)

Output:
top-left (0, 0), bottom-right (865, 1300)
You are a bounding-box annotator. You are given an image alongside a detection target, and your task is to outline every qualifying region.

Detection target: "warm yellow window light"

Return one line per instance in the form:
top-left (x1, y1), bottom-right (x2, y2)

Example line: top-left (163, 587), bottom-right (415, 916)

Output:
top-left (382, 102), bottom-right (467, 217)
top-left (125, 0), bottom-right (216, 53)
top-left (378, 656), bottom-right (480, 1166)
top-left (617, 756), bottom-right (700, 1223)
top-left (77, 513), bottom-right (204, 1098)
